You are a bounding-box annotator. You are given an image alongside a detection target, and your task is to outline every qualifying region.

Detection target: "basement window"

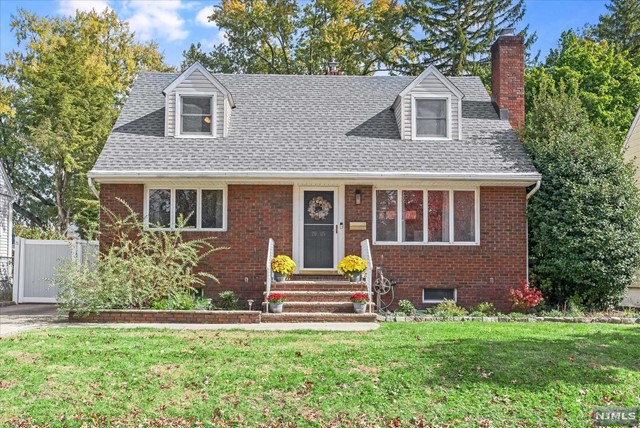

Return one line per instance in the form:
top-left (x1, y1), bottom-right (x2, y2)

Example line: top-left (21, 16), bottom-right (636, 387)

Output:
top-left (146, 186), bottom-right (226, 231)
top-left (423, 288), bottom-right (456, 304)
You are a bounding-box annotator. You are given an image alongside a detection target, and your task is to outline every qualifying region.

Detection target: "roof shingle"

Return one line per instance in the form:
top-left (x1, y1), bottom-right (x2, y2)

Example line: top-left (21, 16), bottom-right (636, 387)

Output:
top-left (91, 72), bottom-right (539, 179)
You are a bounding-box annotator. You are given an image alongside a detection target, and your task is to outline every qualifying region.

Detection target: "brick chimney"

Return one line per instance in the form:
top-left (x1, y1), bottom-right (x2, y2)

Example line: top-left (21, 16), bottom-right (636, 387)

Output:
top-left (491, 28), bottom-right (525, 131)
top-left (326, 59), bottom-right (342, 75)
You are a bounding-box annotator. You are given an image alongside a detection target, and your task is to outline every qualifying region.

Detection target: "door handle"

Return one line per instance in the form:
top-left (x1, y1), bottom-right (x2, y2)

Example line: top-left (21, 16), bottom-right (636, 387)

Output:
top-left (335, 224), bottom-right (338, 234)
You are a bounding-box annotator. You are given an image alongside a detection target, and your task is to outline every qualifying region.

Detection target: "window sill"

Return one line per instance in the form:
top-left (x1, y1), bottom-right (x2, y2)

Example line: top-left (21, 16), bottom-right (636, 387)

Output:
top-left (373, 241), bottom-right (479, 246)
top-left (411, 136), bottom-right (452, 141)
top-left (174, 134), bottom-right (217, 139)
top-left (144, 227), bottom-right (227, 232)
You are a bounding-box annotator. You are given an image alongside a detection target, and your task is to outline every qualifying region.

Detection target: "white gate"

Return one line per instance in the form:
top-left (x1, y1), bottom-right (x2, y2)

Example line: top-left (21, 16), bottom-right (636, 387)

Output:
top-left (12, 238), bottom-right (98, 303)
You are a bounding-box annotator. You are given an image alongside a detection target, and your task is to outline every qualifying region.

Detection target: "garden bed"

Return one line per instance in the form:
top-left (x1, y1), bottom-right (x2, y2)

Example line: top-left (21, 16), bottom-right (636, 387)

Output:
top-left (69, 309), bottom-right (261, 324)
top-left (379, 314), bottom-right (640, 324)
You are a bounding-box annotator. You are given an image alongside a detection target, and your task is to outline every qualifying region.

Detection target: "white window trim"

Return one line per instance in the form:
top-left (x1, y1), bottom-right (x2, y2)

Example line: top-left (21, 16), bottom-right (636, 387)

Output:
top-left (143, 184), bottom-right (227, 231)
top-left (174, 91), bottom-right (217, 138)
top-left (411, 94), bottom-right (452, 140)
top-left (372, 186), bottom-right (480, 246)
top-left (423, 288), bottom-right (457, 304)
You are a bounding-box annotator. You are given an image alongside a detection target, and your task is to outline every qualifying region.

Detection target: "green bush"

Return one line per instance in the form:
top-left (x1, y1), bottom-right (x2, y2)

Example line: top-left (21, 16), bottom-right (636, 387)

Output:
top-left (431, 300), bottom-right (468, 317)
top-left (524, 85), bottom-right (640, 310)
top-left (217, 290), bottom-right (239, 310)
top-left (397, 299), bottom-right (416, 315)
top-left (55, 200), bottom-right (226, 315)
top-left (468, 311), bottom-right (485, 317)
top-left (151, 293), bottom-right (212, 311)
top-left (472, 302), bottom-right (497, 316)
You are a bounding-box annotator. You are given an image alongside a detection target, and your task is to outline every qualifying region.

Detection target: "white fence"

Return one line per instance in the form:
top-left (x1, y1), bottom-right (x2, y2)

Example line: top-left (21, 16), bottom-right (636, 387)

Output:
top-left (12, 238), bottom-right (98, 304)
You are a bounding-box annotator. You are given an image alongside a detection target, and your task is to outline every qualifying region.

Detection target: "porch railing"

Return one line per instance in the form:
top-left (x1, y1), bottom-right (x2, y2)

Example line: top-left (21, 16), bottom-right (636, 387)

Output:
top-left (265, 238), bottom-right (275, 313)
top-left (360, 239), bottom-right (374, 313)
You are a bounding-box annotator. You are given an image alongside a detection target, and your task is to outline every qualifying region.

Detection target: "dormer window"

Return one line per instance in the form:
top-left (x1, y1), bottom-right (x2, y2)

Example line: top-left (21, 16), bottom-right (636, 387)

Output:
top-left (176, 93), bottom-right (216, 137)
top-left (412, 95), bottom-right (450, 139)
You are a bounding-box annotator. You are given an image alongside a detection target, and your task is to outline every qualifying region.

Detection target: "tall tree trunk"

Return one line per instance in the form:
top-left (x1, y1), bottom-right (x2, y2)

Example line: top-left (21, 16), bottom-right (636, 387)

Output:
top-left (54, 159), bottom-right (69, 233)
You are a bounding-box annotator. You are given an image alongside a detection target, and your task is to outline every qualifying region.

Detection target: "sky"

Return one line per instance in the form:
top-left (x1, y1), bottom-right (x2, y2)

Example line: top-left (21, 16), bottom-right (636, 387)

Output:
top-left (0, 0), bottom-right (610, 70)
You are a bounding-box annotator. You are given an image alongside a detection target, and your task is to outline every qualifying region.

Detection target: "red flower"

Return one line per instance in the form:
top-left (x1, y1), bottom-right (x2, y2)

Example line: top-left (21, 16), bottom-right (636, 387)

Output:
top-left (267, 293), bottom-right (288, 303)
top-left (350, 292), bottom-right (369, 303)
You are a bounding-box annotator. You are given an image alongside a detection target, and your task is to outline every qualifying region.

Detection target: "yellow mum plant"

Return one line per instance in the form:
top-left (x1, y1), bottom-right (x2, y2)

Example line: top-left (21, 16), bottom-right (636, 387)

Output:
top-left (271, 255), bottom-right (296, 275)
top-left (338, 255), bottom-right (368, 277)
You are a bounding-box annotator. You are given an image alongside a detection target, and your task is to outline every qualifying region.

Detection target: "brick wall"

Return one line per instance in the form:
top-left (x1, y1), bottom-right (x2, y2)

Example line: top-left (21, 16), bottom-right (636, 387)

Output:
top-left (100, 184), bottom-right (293, 305)
top-left (491, 34), bottom-right (525, 131)
top-left (70, 310), bottom-right (261, 324)
top-left (344, 185), bottom-right (527, 312)
top-left (100, 183), bottom-right (526, 312)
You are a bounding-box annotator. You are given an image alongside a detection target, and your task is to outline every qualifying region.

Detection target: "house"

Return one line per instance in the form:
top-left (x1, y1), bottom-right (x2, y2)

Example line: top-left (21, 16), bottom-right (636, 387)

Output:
top-left (621, 106), bottom-right (640, 307)
top-left (0, 164), bottom-right (15, 294)
top-left (89, 29), bottom-right (541, 314)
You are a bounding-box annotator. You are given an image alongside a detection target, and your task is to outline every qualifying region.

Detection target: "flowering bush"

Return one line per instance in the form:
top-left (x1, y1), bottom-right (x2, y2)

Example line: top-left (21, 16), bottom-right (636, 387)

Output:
top-left (350, 292), bottom-right (369, 303)
top-left (267, 293), bottom-right (288, 303)
top-left (338, 255), bottom-right (368, 277)
top-left (271, 255), bottom-right (296, 275)
top-left (509, 280), bottom-right (544, 312)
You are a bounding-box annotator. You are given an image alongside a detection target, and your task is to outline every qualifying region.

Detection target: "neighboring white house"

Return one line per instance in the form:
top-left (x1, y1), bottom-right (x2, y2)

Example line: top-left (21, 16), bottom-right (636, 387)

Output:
top-left (0, 164), bottom-right (14, 296)
top-left (621, 106), bottom-right (640, 307)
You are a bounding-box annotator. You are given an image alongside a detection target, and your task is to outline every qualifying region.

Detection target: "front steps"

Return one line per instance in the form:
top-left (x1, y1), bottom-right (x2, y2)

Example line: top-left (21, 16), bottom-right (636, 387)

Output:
top-left (262, 279), bottom-right (376, 323)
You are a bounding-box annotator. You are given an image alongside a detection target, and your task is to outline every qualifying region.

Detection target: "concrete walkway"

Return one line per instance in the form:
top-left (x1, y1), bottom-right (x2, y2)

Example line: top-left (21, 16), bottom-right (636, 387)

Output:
top-left (0, 304), bottom-right (379, 336)
top-left (0, 304), bottom-right (62, 337)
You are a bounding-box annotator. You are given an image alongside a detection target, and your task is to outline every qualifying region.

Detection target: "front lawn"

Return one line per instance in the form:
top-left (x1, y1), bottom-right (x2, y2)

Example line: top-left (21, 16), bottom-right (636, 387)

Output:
top-left (0, 323), bottom-right (638, 427)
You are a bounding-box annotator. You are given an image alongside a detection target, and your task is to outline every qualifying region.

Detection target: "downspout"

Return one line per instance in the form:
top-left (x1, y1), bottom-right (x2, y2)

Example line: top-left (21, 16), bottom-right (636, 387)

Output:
top-left (525, 179), bottom-right (541, 282)
top-left (87, 176), bottom-right (99, 199)
top-left (526, 180), bottom-right (541, 200)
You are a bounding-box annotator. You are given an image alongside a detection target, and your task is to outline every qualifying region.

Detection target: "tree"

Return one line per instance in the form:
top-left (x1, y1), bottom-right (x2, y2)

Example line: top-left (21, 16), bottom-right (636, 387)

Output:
top-left (186, 0), bottom-right (407, 75)
top-left (524, 84), bottom-right (640, 310)
top-left (399, 0), bottom-right (534, 76)
top-left (527, 31), bottom-right (640, 141)
top-left (592, 0), bottom-right (640, 59)
top-left (2, 9), bottom-right (171, 234)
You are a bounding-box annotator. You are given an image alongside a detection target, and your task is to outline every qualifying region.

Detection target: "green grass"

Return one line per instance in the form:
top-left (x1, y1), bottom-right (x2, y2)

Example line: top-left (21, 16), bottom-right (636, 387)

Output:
top-left (0, 323), bottom-right (638, 427)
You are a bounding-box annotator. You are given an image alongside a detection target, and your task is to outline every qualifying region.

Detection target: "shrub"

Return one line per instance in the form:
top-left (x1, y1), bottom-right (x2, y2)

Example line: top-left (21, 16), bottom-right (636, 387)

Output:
top-left (525, 85), bottom-right (640, 309)
top-left (337, 255), bottom-right (368, 278)
top-left (271, 255), bottom-right (296, 275)
top-left (267, 293), bottom-right (287, 303)
top-left (507, 312), bottom-right (526, 319)
top-left (472, 302), bottom-right (497, 316)
top-left (431, 300), bottom-right (468, 317)
top-left (151, 293), bottom-right (212, 311)
top-left (398, 299), bottom-right (416, 315)
top-left (217, 290), bottom-right (239, 310)
top-left (55, 200), bottom-right (226, 315)
top-left (468, 311), bottom-right (485, 317)
top-left (350, 292), bottom-right (369, 304)
top-left (509, 280), bottom-right (544, 312)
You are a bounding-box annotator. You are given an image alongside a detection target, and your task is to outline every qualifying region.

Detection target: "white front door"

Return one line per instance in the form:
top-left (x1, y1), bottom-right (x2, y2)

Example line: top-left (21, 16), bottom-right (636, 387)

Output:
top-left (296, 187), bottom-right (342, 270)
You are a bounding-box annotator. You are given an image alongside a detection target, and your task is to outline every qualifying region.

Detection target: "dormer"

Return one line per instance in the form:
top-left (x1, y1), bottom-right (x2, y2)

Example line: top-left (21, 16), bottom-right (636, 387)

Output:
top-left (163, 62), bottom-right (234, 138)
top-left (392, 66), bottom-right (463, 140)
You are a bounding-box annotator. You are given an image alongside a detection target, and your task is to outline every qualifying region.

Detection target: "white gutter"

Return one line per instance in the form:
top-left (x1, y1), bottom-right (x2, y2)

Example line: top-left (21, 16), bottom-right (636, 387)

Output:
top-left (88, 170), bottom-right (542, 182)
top-left (526, 180), bottom-right (541, 200)
top-left (87, 176), bottom-right (100, 198)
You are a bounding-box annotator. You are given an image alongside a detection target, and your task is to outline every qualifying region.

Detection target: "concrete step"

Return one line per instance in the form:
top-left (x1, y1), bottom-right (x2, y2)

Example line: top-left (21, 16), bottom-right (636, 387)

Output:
top-left (262, 290), bottom-right (366, 303)
top-left (269, 280), bottom-right (367, 292)
top-left (261, 312), bottom-right (377, 323)
top-left (262, 301), bottom-right (374, 313)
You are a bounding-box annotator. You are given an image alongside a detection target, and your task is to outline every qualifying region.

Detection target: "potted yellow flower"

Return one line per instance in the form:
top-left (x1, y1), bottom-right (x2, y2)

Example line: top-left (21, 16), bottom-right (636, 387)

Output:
top-left (338, 255), bottom-right (368, 282)
top-left (271, 255), bottom-right (296, 282)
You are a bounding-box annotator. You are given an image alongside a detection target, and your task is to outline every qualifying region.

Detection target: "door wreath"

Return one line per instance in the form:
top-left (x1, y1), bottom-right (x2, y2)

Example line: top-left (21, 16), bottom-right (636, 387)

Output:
top-left (308, 196), bottom-right (332, 220)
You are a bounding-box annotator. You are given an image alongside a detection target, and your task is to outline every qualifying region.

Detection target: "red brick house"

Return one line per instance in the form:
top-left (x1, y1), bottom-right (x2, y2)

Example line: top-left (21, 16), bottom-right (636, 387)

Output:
top-left (89, 30), bottom-right (540, 315)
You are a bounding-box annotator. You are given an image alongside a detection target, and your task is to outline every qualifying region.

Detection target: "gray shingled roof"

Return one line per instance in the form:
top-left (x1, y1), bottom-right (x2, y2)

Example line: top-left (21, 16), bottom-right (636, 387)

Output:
top-left (90, 72), bottom-right (539, 179)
